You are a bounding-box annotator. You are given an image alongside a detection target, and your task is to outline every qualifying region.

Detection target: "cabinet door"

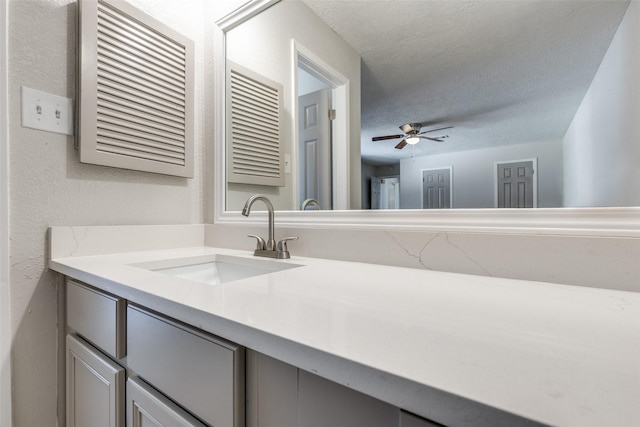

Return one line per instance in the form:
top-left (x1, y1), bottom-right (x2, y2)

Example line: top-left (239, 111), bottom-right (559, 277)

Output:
top-left (66, 334), bottom-right (125, 427)
top-left (126, 377), bottom-right (206, 427)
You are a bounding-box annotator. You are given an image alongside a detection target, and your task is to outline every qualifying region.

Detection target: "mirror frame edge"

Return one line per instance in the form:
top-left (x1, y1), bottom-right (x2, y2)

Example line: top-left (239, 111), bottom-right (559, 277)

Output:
top-left (212, 0), bottom-right (640, 238)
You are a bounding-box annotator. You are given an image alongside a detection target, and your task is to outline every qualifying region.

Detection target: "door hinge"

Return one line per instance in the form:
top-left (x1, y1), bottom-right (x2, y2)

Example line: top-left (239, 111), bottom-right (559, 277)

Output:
top-left (329, 109), bottom-right (336, 120)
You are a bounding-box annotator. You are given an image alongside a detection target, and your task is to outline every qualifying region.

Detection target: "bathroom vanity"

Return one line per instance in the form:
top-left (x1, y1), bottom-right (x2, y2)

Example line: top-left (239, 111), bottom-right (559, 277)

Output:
top-left (49, 227), bottom-right (640, 427)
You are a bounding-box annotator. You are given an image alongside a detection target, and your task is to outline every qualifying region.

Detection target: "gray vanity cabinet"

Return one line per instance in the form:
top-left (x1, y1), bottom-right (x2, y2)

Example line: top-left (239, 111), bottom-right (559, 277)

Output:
top-left (127, 305), bottom-right (245, 427)
top-left (66, 334), bottom-right (125, 427)
top-left (246, 350), bottom-right (299, 427)
top-left (400, 411), bottom-right (445, 427)
top-left (66, 280), bottom-right (127, 427)
top-left (246, 350), bottom-right (443, 427)
top-left (65, 278), bottom-right (443, 427)
top-left (126, 377), bottom-right (206, 427)
top-left (65, 279), bottom-right (244, 427)
top-left (67, 279), bottom-right (126, 359)
top-left (298, 369), bottom-right (399, 427)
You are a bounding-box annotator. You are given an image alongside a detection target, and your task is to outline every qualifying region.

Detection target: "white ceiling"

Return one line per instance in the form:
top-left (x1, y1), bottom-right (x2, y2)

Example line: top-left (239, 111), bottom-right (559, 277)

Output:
top-left (302, 0), bottom-right (630, 165)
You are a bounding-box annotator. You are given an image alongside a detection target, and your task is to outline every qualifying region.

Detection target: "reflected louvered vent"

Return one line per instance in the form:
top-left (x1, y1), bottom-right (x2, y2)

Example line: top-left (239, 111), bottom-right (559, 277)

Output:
top-left (97, 2), bottom-right (185, 165)
top-left (227, 64), bottom-right (284, 186)
top-left (78, 0), bottom-right (194, 177)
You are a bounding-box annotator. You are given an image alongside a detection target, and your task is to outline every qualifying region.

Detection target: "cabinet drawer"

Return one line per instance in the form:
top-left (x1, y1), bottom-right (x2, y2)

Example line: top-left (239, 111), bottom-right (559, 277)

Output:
top-left (127, 305), bottom-right (244, 427)
top-left (67, 279), bottom-right (126, 359)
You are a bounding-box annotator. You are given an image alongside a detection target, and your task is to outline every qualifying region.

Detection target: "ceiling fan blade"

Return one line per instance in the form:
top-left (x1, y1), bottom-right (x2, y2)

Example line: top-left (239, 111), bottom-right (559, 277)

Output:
top-left (420, 136), bottom-right (445, 142)
top-left (372, 134), bottom-right (404, 141)
top-left (394, 139), bottom-right (408, 150)
top-left (419, 126), bottom-right (453, 135)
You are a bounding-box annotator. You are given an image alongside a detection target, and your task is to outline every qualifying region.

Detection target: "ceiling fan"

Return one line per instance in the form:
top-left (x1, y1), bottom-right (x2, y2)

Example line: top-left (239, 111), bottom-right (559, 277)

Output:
top-left (372, 123), bottom-right (453, 149)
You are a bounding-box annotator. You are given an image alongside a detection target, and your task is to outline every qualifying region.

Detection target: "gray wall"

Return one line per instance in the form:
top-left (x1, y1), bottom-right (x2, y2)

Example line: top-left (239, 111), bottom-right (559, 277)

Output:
top-left (400, 139), bottom-right (563, 209)
top-left (564, 1), bottom-right (640, 207)
top-left (7, 1), bottom-right (208, 424)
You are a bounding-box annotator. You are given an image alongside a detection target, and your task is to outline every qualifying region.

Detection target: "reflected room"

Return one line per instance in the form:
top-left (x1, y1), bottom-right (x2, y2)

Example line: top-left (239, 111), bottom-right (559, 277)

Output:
top-left (224, 0), bottom-right (637, 211)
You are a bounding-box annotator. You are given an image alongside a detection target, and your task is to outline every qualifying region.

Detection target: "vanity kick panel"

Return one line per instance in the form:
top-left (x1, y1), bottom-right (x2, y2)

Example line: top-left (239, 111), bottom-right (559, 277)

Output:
top-left (126, 305), bottom-right (244, 427)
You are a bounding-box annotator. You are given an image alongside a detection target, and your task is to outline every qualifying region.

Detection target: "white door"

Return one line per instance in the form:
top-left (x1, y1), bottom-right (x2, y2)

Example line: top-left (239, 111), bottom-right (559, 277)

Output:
top-left (422, 168), bottom-right (451, 209)
top-left (496, 160), bottom-right (536, 208)
top-left (298, 89), bottom-right (332, 210)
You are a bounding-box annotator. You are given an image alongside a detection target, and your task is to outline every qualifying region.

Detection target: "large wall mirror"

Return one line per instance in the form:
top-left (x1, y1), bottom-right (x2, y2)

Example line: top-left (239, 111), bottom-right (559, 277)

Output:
top-left (214, 0), bottom-right (640, 233)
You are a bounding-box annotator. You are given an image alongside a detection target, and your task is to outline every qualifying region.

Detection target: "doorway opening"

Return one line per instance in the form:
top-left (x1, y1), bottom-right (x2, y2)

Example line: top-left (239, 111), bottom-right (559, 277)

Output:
top-left (371, 177), bottom-right (400, 209)
top-left (293, 41), bottom-right (350, 210)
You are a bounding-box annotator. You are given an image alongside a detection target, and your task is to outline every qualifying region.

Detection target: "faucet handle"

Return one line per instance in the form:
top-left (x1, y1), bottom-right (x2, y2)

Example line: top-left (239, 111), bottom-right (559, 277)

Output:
top-left (247, 234), bottom-right (266, 250)
top-left (276, 237), bottom-right (298, 259)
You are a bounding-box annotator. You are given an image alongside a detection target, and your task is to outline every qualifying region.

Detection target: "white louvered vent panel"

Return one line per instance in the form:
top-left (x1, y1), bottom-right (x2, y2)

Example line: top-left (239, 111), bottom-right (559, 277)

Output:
top-left (78, 0), bottom-right (194, 177)
top-left (96, 1), bottom-right (186, 165)
top-left (227, 65), bottom-right (284, 186)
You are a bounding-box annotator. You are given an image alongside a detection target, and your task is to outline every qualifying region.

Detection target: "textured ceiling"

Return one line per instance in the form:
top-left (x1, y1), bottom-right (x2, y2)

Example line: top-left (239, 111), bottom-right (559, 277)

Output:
top-left (302, 0), bottom-right (630, 165)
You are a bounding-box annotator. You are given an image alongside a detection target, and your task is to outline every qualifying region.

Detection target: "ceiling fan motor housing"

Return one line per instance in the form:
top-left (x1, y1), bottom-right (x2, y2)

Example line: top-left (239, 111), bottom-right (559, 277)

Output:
top-left (400, 123), bottom-right (422, 133)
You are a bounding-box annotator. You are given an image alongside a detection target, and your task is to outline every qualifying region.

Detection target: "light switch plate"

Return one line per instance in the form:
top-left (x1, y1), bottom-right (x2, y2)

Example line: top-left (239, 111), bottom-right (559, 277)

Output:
top-left (21, 86), bottom-right (74, 135)
top-left (284, 153), bottom-right (291, 174)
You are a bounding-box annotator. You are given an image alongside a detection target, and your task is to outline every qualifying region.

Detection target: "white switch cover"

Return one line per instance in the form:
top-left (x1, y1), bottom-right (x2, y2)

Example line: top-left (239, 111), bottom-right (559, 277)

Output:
top-left (21, 86), bottom-right (74, 135)
top-left (284, 153), bottom-right (291, 174)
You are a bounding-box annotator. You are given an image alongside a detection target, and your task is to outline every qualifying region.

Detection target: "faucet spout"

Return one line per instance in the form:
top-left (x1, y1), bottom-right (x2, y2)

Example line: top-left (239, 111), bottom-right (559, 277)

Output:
top-left (242, 194), bottom-right (275, 251)
top-left (301, 198), bottom-right (321, 210)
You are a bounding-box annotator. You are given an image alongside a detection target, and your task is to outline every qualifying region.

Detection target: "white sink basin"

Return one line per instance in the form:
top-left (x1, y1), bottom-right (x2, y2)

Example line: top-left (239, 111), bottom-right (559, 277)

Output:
top-left (131, 254), bottom-right (301, 285)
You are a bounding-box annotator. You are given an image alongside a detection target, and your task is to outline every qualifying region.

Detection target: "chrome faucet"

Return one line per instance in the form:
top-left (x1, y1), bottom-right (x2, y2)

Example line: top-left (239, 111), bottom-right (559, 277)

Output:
top-left (242, 194), bottom-right (298, 259)
top-left (242, 194), bottom-right (276, 250)
top-left (301, 198), bottom-right (321, 210)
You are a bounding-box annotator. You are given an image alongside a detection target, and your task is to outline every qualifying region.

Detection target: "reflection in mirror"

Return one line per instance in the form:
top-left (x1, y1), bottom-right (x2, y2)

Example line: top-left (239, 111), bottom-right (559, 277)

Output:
top-left (224, 0), bottom-right (639, 212)
top-left (225, 0), bottom-right (360, 211)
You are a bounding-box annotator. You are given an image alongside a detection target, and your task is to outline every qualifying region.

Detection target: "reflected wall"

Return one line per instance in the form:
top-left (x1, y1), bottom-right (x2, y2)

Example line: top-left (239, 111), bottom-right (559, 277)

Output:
top-left (563, 0), bottom-right (640, 208)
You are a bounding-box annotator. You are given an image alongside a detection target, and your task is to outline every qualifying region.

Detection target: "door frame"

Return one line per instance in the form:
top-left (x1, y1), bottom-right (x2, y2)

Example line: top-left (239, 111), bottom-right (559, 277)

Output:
top-left (494, 158), bottom-right (538, 208)
top-left (1, 1), bottom-right (12, 424)
top-left (421, 167), bottom-right (453, 209)
top-left (292, 41), bottom-right (350, 210)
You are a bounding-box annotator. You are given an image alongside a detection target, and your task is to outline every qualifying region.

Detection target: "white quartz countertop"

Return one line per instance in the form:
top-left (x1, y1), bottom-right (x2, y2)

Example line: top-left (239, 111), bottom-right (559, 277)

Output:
top-left (50, 245), bottom-right (640, 427)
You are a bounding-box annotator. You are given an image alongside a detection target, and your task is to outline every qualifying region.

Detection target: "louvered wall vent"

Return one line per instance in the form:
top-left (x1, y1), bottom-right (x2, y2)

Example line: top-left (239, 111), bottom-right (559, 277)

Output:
top-left (226, 62), bottom-right (284, 187)
top-left (78, 0), bottom-right (194, 177)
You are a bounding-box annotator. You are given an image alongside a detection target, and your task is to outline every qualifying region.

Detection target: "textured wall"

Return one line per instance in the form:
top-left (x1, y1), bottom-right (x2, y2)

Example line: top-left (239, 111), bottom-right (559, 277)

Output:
top-left (8, 0), bottom-right (207, 424)
top-left (1, 1), bottom-right (11, 425)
